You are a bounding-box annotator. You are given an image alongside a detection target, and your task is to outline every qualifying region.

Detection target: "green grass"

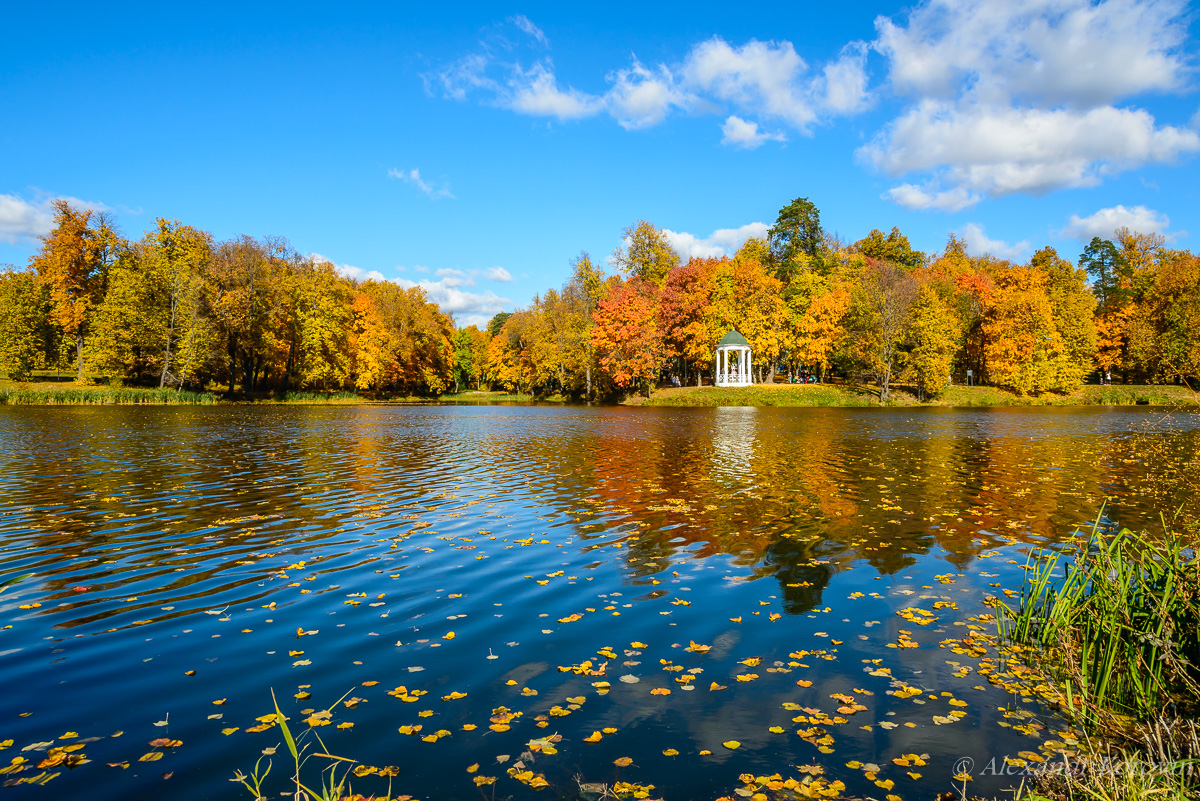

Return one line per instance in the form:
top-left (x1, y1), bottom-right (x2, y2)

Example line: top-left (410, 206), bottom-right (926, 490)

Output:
top-left (0, 386), bottom-right (218, 405)
top-left (999, 518), bottom-right (1200, 725)
top-left (637, 384), bottom-right (882, 407)
top-left (438, 390), bottom-right (569, 403)
top-left (638, 382), bottom-right (1198, 408)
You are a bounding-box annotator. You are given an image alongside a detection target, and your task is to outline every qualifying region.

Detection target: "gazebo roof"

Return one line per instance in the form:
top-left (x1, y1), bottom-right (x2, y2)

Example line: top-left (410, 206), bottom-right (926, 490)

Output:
top-left (718, 329), bottom-right (749, 347)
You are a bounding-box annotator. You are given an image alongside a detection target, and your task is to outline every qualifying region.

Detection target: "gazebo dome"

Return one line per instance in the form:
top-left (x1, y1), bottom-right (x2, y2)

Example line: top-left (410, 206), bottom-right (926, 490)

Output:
top-left (718, 329), bottom-right (749, 347)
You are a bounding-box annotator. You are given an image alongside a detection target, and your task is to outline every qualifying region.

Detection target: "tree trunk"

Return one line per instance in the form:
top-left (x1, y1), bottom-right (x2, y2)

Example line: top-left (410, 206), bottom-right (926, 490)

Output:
top-left (75, 334), bottom-right (84, 382)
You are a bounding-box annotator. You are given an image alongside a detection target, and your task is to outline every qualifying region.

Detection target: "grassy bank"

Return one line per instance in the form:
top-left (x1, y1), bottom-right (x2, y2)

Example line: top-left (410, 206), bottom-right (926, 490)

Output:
top-left (1002, 520), bottom-right (1200, 800)
top-left (0, 386), bottom-right (218, 405)
top-left (635, 382), bottom-right (1198, 408)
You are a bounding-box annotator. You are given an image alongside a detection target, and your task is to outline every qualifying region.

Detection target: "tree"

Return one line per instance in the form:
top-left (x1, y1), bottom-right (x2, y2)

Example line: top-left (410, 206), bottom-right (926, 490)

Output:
top-left (855, 227), bottom-right (925, 270)
top-left (30, 200), bottom-right (115, 380)
top-left (592, 278), bottom-right (664, 394)
top-left (789, 287), bottom-right (850, 382)
top-left (1032, 246), bottom-right (1097, 391)
top-left (452, 326), bottom-right (487, 392)
top-left (486, 311), bottom-right (512, 339)
top-left (981, 265), bottom-right (1062, 395)
top-left (849, 262), bottom-right (918, 403)
top-left (902, 284), bottom-right (960, 399)
top-left (769, 196), bottom-right (823, 279)
top-left (659, 258), bottom-right (720, 385)
top-left (0, 269), bottom-right (49, 380)
top-left (612, 221), bottom-right (678, 287)
top-left (146, 219), bottom-right (212, 387)
top-left (1079, 237), bottom-right (1128, 311)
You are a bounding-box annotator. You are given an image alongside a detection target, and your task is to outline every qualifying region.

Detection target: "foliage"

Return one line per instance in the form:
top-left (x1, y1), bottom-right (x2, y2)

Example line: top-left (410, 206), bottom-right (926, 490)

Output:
top-left (769, 196), bottom-right (824, 279)
top-left (1001, 520), bottom-right (1200, 723)
top-left (0, 269), bottom-right (50, 380)
top-left (901, 284), bottom-right (960, 399)
top-left (612, 220), bottom-right (678, 288)
top-left (854, 226), bottom-right (925, 270)
top-left (848, 261), bottom-right (918, 403)
top-left (591, 278), bottom-right (663, 393)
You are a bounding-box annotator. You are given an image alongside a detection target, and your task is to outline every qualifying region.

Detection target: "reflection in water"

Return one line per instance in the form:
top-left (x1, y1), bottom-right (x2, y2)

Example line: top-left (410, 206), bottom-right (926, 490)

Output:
top-left (0, 405), bottom-right (1197, 801)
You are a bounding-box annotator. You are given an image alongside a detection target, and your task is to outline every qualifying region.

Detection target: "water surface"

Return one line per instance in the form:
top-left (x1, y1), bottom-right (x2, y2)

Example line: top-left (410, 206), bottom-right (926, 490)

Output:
top-left (1, 405), bottom-right (1197, 800)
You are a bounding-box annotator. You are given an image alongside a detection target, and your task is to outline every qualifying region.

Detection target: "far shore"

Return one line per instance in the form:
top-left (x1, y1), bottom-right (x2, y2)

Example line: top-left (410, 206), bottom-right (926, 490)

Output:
top-left (1, 378), bottom-right (1195, 408)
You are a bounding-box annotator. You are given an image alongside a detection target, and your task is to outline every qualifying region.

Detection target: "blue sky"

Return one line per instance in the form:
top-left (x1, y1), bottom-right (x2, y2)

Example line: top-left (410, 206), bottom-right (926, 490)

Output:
top-left (2, 1), bottom-right (1198, 327)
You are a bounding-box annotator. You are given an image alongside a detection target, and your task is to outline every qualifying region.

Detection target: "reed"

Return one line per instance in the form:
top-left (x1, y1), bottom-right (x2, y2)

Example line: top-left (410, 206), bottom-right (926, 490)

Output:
top-left (1000, 517), bottom-right (1200, 724)
top-left (0, 387), bottom-right (217, 405)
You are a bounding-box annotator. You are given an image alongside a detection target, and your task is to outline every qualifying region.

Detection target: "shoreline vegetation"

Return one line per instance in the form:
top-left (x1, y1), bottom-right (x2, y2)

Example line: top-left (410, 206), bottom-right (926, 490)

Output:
top-left (3, 199), bottom-right (1200, 410)
top-left (0, 378), bottom-right (1195, 408)
top-left (1, 376), bottom-right (1195, 408)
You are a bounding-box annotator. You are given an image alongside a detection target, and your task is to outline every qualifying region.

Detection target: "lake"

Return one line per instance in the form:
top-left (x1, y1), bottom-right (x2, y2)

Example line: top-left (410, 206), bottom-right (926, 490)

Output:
top-left (1, 405), bottom-right (1197, 800)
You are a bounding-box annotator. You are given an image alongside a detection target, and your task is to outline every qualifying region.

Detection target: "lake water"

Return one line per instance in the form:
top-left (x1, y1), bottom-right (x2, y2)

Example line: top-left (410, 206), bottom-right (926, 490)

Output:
top-left (1, 405), bottom-right (1197, 800)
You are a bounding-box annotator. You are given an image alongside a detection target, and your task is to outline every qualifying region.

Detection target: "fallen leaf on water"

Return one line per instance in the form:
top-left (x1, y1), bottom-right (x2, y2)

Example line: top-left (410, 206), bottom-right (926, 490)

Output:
top-left (662, 748), bottom-right (679, 756)
top-left (583, 731), bottom-right (602, 743)
top-left (614, 757), bottom-right (633, 767)
top-left (723, 741), bottom-right (740, 750)
top-left (139, 752), bottom-right (163, 762)
top-left (650, 688), bottom-right (671, 696)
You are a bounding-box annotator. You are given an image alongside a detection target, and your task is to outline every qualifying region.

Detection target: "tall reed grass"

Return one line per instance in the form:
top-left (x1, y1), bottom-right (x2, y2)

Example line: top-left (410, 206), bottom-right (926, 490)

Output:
top-left (0, 387), bottom-right (217, 405)
top-left (1000, 519), bottom-right (1200, 724)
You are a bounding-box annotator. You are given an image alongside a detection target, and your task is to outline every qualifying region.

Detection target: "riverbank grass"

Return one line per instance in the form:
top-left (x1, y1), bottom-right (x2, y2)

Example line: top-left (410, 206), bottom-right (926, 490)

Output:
top-left (637, 382), bottom-right (1198, 407)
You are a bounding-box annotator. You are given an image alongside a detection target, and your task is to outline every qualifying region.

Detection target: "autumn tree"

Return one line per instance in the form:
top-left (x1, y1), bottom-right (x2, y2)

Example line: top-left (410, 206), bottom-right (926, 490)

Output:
top-left (30, 200), bottom-right (117, 380)
top-left (1032, 247), bottom-right (1097, 390)
top-left (981, 265), bottom-right (1063, 394)
top-left (452, 325), bottom-right (487, 392)
top-left (848, 261), bottom-right (918, 402)
top-left (901, 284), bottom-right (960, 399)
top-left (0, 268), bottom-right (50, 380)
top-left (789, 286), bottom-right (850, 381)
top-left (612, 221), bottom-right (678, 288)
top-left (592, 278), bottom-right (664, 395)
top-left (855, 227), bottom-right (925, 270)
top-left (659, 258), bottom-right (720, 385)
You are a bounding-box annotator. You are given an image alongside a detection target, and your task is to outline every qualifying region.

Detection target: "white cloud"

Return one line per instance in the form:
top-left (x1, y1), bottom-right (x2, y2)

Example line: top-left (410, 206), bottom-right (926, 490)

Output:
top-left (509, 62), bottom-right (605, 120)
top-left (958, 222), bottom-right (1029, 260)
top-left (884, 183), bottom-right (980, 212)
top-left (874, 0), bottom-right (1189, 108)
top-left (485, 266), bottom-right (512, 282)
top-left (864, 102), bottom-right (1200, 199)
top-left (388, 168), bottom-right (454, 199)
top-left (868, 0), bottom-right (1197, 210)
top-left (310, 253), bottom-right (385, 282)
top-left (1060, 204), bottom-right (1171, 240)
top-left (681, 37), bottom-right (817, 130)
top-left (605, 60), bottom-right (692, 130)
top-left (661, 222), bottom-right (770, 260)
top-left (429, 31), bottom-right (871, 136)
top-left (720, 116), bottom-right (786, 149)
top-left (0, 193), bottom-right (111, 244)
top-left (395, 276), bottom-right (512, 319)
top-left (509, 15), bottom-right (548, 47)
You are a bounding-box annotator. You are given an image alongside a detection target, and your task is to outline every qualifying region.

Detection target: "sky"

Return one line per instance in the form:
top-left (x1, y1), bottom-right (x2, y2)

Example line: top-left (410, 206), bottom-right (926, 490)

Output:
top-left (2, 1), bottom-right (1198, 327)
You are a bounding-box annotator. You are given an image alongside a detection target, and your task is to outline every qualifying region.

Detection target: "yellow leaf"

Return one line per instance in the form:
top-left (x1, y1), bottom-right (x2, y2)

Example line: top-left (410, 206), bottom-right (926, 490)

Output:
top-left (139, 752), bottom-right (163, 762)
top-left (662, 748), bottom-right (679, 756)
top-left (613, 757), bottom-right (633, 767)
top-left (723, 741), bottom-right (741, 749)
top-left (583, 731), bottom-right (602, 743)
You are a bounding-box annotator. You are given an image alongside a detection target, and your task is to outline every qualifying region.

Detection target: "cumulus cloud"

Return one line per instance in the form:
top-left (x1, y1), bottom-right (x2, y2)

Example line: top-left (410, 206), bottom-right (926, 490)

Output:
top-left (959, 222), bottom-right (1029, 260)
top-left (605, 60), bottom-right (692, 130)
top-left (427, 19), bottom-right (870, 139)
top-left (1060, 204), bottom-right (1171, 240)
top-left (863, 101), bottom-right (1199, 199)
top-left (868, 0), bottom-right (1197, 210)
top-left (884, 183), bottom-right (980, 212)
top-left (0, 193), bottom-right (111, 244)
top-left (720, 116), bottom-right (786, 149)
top-left (388, 168), bottom-right (454, 199)
top-left (310, 253), bottom-right (386, 282)
top-left (661, 222), bottom-right (770, 260)
top-left (395, 276), bottom-right (512, 320)
top-left (485, 266), bottom-right (512, 282)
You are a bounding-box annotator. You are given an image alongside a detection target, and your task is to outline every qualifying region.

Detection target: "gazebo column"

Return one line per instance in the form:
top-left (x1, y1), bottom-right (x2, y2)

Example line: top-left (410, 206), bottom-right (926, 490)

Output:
top-left (746, 348), bottom-right (752, 384)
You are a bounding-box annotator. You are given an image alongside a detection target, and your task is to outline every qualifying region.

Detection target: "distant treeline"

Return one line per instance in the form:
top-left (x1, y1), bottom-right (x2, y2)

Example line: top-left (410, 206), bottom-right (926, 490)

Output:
top-left (1, 198), bottom-right (1197, 401)
top-left (473, 198), bottom-right (1198, 400)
